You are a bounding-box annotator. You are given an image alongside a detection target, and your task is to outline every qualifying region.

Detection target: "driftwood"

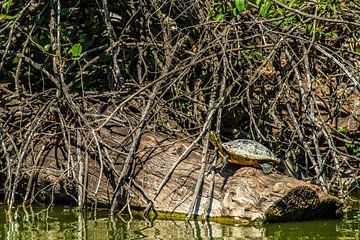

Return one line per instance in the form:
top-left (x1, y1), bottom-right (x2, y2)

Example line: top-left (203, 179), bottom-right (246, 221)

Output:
top-left (31, 128), bottom-right (343, 223)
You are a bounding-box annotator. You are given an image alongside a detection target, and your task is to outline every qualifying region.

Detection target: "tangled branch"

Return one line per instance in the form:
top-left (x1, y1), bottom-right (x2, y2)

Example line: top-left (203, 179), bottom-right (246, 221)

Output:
top-left (0, 0), bottom-right (359, 215)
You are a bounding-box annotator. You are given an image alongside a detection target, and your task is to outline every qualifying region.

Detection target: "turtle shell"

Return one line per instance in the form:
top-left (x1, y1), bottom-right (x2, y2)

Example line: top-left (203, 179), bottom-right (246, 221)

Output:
top-left (223, 139), bottom-right (280, 162)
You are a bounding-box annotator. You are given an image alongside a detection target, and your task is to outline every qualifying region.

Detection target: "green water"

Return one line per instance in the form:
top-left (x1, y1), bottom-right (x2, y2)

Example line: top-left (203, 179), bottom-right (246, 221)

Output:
top-left (0, 205), bottom-right (358, 239)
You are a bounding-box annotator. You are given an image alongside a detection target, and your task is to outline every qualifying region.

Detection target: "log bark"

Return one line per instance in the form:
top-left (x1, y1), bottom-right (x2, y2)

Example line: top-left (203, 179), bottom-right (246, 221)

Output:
top-left (31, 128), bottom-right (343, 222)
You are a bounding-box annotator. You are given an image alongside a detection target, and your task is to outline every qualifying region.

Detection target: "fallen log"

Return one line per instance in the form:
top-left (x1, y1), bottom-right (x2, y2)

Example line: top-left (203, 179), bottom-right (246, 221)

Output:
top-left (31, 129), bottom-right (343, 222)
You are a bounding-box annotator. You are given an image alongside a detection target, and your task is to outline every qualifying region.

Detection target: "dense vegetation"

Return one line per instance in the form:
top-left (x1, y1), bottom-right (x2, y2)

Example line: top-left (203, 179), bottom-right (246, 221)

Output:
top-left (0, 0), bottom-right (359, 214)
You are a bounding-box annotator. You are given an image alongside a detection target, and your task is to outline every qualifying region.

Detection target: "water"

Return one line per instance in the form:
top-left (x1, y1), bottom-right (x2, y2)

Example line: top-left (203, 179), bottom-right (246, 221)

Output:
top-left (0, 205), bottom-right (358, 239)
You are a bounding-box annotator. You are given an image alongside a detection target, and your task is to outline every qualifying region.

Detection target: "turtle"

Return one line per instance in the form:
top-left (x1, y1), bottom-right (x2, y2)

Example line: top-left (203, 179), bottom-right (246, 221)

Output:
top-left (209, 131), bottom-right (281, 173)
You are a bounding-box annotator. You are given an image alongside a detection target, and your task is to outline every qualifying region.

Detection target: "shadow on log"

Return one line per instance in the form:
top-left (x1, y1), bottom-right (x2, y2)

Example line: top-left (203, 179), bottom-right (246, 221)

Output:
top-left (31, 129), bottom-right (343, 223)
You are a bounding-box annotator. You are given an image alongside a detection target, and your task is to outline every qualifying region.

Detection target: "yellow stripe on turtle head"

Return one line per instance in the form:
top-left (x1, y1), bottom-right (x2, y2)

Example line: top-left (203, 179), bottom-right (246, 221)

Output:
top-left (209, 131), bottom-right (225, 156)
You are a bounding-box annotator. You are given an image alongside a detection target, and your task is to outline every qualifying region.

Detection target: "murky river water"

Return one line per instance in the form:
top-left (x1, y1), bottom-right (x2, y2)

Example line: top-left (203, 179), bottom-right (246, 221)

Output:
top-left (0, 205), bottom-right (358, 239)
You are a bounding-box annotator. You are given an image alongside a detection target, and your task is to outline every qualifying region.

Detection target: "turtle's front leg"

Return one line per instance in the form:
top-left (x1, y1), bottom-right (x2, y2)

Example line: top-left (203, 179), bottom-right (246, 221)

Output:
top-left (215, 149), bottom-right (226, 170)
top-left (223, 154), bottom-right (229, 165)
top-left (217, 154), bottom-right (229, 172)
top-left (206, 149), bottom-right (228, 175)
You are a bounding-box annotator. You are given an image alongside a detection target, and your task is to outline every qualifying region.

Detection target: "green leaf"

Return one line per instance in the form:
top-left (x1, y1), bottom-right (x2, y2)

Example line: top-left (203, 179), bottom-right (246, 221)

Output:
top-left (276, 7), bottom-right (284, 16)
top-left (60, 8), bottom-right (70, 17)
top-left (289, 0), bottom-right (296, 8)
top-left (260, 1), bottom-right (271, 17)
top-left (12, 55), bottom-right (19, 64)
top-left (256, 0), bottom-right (262, 7)
top-left (306, 24), bottom-right (313, 35)
top-left (43, 44), bottom-right (50, 52)
top-left (345, 143), bottom-right (355, 149)
top-left (0, 13), bottom-right (18, 20)
top-left (1, 0), bottom-right (16, 20)
top-left (337, 127), bottom-right (347, 133)
top-left (79, 34), bottom-right (87, 42)
top-left (206, 8), bottom-right (214, 21)
top-left (232, 7), bottom-right (237, 17)
top-left (331, 31), bottom-right (339, 39)
top-left (33, 42), bottom-right (49, 53)
top-left (69, 43), bottom-right (82, 60)
top-left (2, 0), bottom-right (13, 14)
top-left (215, 13), bottom-right (225, 21)
top-left (235, 0), bottom-right (246, 12)
top-left (355, 44), bottom-right (360, 54)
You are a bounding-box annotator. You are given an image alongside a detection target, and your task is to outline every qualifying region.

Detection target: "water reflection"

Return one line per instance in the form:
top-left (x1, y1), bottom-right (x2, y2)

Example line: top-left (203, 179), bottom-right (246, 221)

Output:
top-left (0, 205), bottom-right (358, 239)
top-left (103, 217), bottom-right (268, 239)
